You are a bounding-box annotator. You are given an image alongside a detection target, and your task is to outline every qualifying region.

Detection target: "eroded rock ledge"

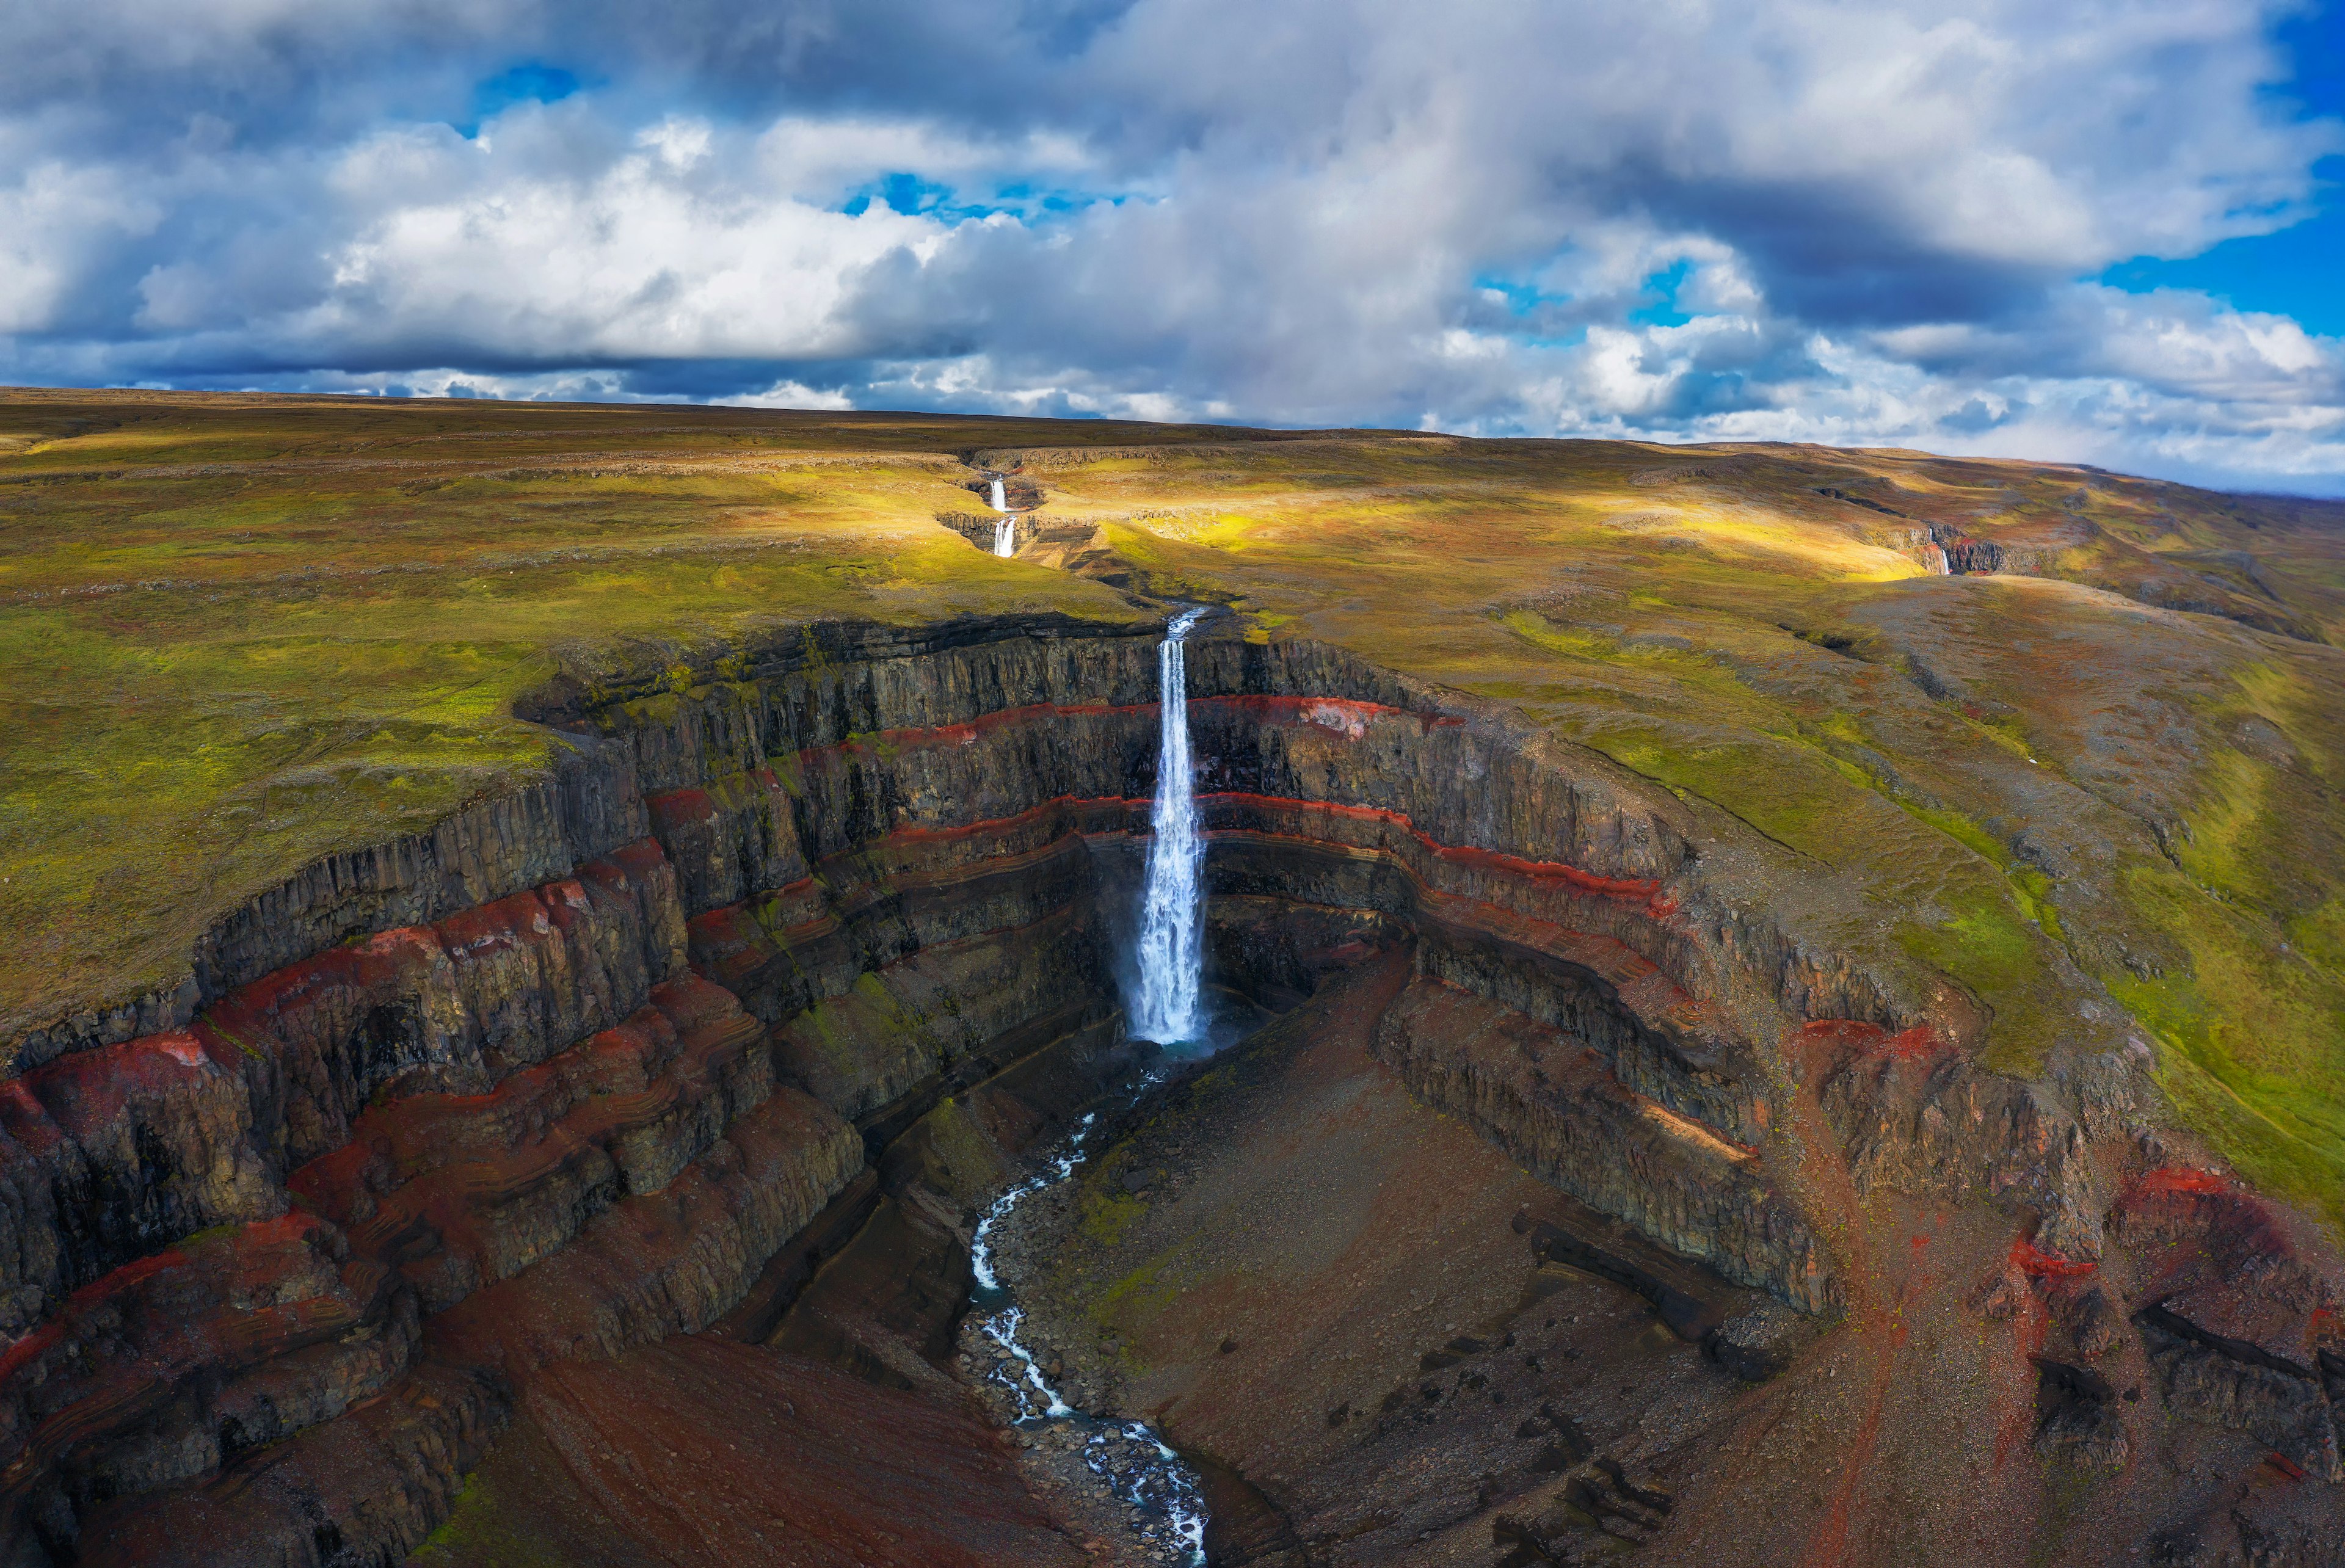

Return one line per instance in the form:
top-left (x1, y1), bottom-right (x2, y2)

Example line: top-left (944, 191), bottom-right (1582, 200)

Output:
top-left (1, 614), bottom-right (2333, 1565)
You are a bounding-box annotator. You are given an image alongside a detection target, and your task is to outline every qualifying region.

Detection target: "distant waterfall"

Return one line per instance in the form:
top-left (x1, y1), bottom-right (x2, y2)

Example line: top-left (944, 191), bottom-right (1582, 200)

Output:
top-left (1129, 608), bottom-right (1207, 1042)
top-left (989, 477), bottom-right (1015, 556)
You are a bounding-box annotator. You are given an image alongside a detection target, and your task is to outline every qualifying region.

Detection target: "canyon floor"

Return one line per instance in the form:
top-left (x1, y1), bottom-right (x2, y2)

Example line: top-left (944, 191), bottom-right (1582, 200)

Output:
top-left (2, 390), bottom-right (2343, 1566)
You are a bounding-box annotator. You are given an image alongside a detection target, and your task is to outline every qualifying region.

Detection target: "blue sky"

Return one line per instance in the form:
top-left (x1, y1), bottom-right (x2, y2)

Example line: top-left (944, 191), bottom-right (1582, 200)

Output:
top-left (1, 0), bottom-right (2341, 493)
top-left (2102, 5), bottom-right (2342, 337)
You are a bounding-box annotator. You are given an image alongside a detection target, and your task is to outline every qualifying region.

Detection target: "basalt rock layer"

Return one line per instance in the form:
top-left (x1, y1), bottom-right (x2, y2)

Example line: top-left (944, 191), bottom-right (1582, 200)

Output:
top-left (1, 614), bottom-right (2336, 1565)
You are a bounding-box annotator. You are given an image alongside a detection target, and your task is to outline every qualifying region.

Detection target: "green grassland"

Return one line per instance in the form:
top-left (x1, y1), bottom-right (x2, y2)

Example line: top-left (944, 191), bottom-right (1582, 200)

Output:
top-left (5, 388), bottom-right (2343, 1230)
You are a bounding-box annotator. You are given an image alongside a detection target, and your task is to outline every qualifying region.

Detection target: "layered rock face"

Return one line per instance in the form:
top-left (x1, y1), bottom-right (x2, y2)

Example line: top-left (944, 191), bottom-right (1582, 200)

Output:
top-left (1, 615), bottom-right (2335, 1564)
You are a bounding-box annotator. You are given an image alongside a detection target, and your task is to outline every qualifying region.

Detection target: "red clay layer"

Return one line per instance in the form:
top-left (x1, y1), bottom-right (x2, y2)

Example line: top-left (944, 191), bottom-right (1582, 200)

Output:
top-left (1791, 1018), bottom-right (1949, 1064)
top-left (842, 787), bottom-right (1665, 904)
top-left (1196, 792), bottom-right (1665, 902)
top-left (0, 1024), bottom-right (245, 1152)
top-left (2007, 1233), bottom-right (2096, 1281)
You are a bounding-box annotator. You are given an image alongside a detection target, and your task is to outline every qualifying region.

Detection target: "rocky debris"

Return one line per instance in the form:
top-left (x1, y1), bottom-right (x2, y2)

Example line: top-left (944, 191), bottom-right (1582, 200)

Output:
top-left (2031, 1356), bottom-right (2131, 1473)
top-left (1812, 1018), bottom-right (2101, 1262)
top-left (981, 952), bottom-right (1767, 1565)
top-left (2147, 1506), bottom-right (2345, 1568)
top-left (1704, 1298), bottom-right (1812, 1381)
top-left (1492, 1456), bottom-right (1676, 1563)
top-left (2033, 1397), bottom-right (2131, 1473)
top-left (2068, 1285), bottom-right (2123, 1357)
top-left (1518, 1218), bottom-right (1729, 1342)
top-left (410, 1338), bottom-right (1094, 1568)
top-left (703, 1166), bottom-right (883, 1343)
top-left (959, 1391), bottom-right (1173, 1567)
top-left (2144, 1322), bottom-right (2341, 1484)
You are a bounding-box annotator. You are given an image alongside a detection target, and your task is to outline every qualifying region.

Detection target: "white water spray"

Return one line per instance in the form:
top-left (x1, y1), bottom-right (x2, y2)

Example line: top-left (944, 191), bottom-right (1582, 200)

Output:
top-left (989, 477), bottom-right (1016, 556)
top-left (1130, 608), bottom-right (1207, 1042)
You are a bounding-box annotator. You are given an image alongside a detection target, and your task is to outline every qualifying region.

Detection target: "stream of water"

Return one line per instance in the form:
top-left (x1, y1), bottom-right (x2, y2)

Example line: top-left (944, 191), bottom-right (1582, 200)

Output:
top-left (962, 607), bottom-right (1218, 1563)
top-left (969, 1101), bottom-right (1209, 1563)
top-left (990, 477), bottom-right (1016, 556)
top-left (1129, 607), bottom-right (1207, 1044)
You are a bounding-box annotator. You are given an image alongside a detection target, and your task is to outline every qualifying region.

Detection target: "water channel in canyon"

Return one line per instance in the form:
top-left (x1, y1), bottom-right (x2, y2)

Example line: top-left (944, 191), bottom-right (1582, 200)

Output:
top-left (963, 608), bottom-right (1218, 1564)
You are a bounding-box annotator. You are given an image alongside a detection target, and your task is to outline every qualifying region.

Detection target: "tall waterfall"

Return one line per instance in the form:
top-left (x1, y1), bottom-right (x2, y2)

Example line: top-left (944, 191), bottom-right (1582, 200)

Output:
top-left (1129, 608), bottom-right (1207, 1042)
top-left (989, 477), bottom-right (1015, 556)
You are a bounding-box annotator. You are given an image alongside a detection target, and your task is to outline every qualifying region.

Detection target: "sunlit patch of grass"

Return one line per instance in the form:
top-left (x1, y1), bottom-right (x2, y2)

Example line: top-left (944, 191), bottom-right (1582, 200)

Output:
top-left (2108, 866), bottom-right (2345, 1231)
top-left (0, 399), bottom-right (1144, 1036)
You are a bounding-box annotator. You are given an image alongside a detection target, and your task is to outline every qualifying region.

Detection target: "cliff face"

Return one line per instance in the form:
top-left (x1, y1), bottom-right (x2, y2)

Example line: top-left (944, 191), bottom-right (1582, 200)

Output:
top-left (0, 615), bottom-right (2335, 1564)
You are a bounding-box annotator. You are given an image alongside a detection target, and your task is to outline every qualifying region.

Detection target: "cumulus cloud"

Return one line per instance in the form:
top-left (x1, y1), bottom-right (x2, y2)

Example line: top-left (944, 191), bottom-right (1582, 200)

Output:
top-left (0, 0), bottom-right (2340, 490)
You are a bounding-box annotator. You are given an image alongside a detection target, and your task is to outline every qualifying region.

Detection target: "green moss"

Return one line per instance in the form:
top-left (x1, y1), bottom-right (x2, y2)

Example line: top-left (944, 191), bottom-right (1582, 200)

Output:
top-left (2106, 863), bottom-right (2345, 1230)
top-left (1088, 1249), bottom-right (1184, 1356)
top-left (1895, 880), bottom-right (2065, 1075)
top-left (1896, 799), bottom-right (2065, 943)
top-left (409, 1469), bottom-right (575, 1568)
top-left (2288, 898), bottom-right (2345, 978)
top-left (171, 1222), bottom-right (241, 1254)
top-left (1079, 1185), bottom-right (1147, 1248)
top-left (907, 1095), bottom-right (1005, 1205)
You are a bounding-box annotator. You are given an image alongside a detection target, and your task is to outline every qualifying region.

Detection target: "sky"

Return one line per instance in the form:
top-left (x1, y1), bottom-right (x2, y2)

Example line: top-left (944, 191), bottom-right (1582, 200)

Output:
top-left (2, 0), bottom-right (2341, 494)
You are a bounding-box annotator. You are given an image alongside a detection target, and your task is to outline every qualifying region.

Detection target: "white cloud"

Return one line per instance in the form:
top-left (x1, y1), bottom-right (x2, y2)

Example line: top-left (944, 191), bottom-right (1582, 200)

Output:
top-left (291, 121), bottom-right (947, 361)
top-left (0, 0), bottom-right (2338, 491)
top-left (0, 159), bottom-right (161, 332)
top-left (722, 378), bottom-right (854, 410)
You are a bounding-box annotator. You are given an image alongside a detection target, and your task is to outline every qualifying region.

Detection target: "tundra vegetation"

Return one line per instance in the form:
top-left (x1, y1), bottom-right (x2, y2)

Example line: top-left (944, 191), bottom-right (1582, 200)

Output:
top-left (6, 388), bottom-right (2340, 1227)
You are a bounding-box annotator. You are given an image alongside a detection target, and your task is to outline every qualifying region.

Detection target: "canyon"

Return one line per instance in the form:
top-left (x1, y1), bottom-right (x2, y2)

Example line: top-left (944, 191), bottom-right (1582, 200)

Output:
top-left (1, 391), bottom-right (2342, 1565)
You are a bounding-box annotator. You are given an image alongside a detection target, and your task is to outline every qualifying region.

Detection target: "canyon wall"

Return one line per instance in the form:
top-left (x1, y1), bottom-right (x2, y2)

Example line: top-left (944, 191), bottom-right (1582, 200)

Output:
top-left (0, 614), bottom-right (2330, 1564)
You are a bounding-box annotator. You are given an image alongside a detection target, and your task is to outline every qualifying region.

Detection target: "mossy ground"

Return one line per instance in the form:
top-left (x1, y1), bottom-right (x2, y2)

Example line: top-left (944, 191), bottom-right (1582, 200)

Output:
top-left (7, 389), bottom-right (2343, 1229)
top-left (410, 1467), bottom-right (574, 1568)
top-left (0, 392), bottom-right (1143, 1040)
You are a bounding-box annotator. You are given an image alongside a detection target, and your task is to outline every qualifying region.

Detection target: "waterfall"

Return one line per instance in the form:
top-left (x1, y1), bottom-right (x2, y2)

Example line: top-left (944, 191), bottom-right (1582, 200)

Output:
top-left (1129, 608), bottom-right (1207, 1042)
top-left (990, 477), bottom-right (1015, 556)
